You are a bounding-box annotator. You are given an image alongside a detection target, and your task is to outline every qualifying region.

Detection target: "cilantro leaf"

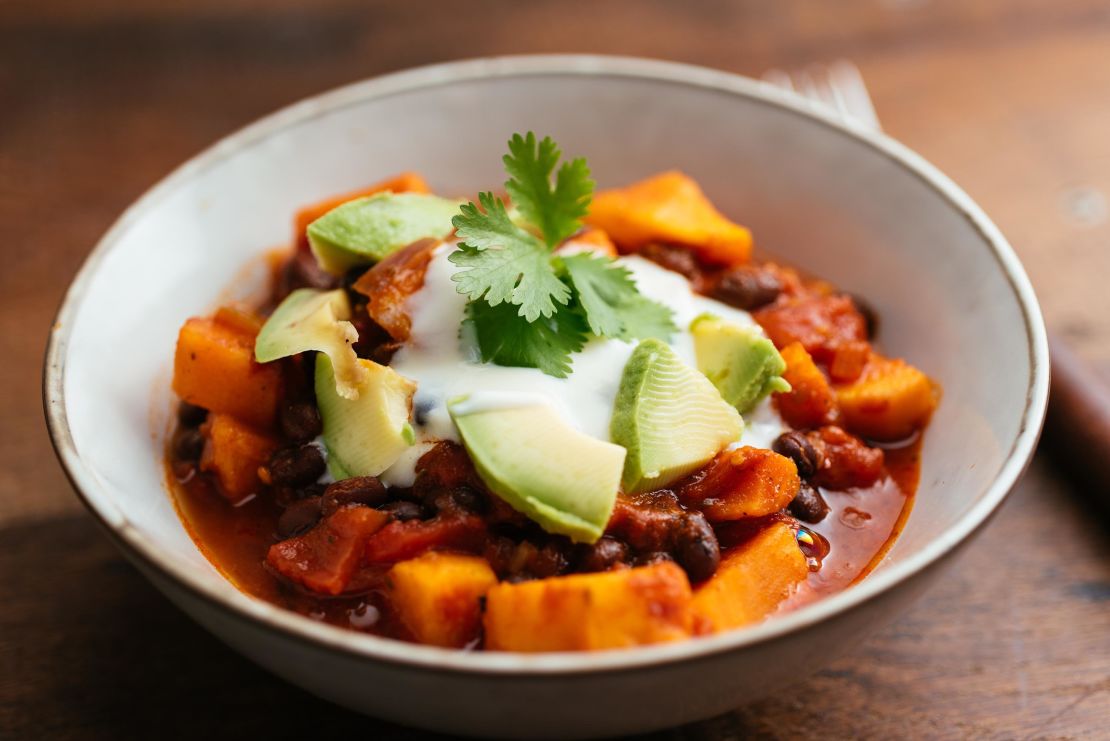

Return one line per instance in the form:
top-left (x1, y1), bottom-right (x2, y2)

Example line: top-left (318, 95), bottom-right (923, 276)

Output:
top-left (450, 192), bottom-right (571, 322)
top-left (561, 253), bottom-right (677, 341)
top-left (618, 292), bottom-right (681, 342)
top-left (448, 133), bottom-right (676, 378)
top-left (504, 132), bottom-right (594, 248)
top-left (463, 298), bottom-right (588, 379)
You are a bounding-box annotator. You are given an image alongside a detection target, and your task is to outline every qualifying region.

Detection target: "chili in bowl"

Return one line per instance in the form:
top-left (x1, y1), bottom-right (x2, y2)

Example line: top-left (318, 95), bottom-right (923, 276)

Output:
top-left (168, 135), bottom-right (939, 651)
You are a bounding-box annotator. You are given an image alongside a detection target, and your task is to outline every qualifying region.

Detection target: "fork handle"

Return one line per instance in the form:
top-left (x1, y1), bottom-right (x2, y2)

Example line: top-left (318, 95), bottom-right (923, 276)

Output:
top-left (1042, 334), bottom-right (1110, 516)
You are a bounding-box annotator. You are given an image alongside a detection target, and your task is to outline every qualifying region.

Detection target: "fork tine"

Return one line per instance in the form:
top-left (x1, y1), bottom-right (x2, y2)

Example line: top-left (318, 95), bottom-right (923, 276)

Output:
top-left (812, 65), bottom-right (854, 123)
top-left (761, 68), bottom-right (795, 91)
top-left (795, 69), bottom-right (826, 107)
top-left (762, 61), bottom-right (882, 133)
top-left (827, 60), bottom-right (882, 131)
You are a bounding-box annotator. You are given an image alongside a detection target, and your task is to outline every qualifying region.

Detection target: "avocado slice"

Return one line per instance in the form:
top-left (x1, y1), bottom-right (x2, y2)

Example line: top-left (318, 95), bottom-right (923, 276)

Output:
top-left (690, 314), bottom-right (790, 413)
top-left (611, 338), bottom-right (743, 493)
top-left (307, 192), bottom-right (461, 274)
top-left (255, 288), bottom-right (366, 400)
top-left (448, 396), bottom-right (626, 543)
top-left (315, 353), bottom-right (417, 478)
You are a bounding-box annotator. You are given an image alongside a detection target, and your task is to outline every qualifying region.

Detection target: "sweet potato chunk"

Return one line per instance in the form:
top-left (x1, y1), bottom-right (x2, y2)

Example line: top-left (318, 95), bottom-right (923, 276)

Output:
top-left (679, 447), bottom-right (800, 522)
top-left (267, 506), bottom-right (390, 595)
top-left (776, 342), bottom-right (838, 429)
top-left (294, 171), bottom-right (429, 247)
top-left (351, 237), bottom-right (439, 341)
top-left (387, 553), bottom-right (497, 648)
top-left (484, 562), bottom-right (693, 651)
top-left (586, 171), bottom-right (752, 266)
top-left (173, 312), bottom-right (281, 429)
top-left (691, 521), bottom-right (808, 634)
top-left (836, 354), bottom-right (937, 441)
top-left (754, 294), bottom-right (868, 366)
top-left (199, 413), bottom-right (278, 500)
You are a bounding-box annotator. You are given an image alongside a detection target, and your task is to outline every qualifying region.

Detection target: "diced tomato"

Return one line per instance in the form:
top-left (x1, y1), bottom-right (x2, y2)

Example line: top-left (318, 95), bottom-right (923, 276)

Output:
top-left (754, 294), bottom-right (868, 365)
top-left (808, 426), bottom-right (885, 490)
top-left (364, 514), bottom-right (487, 564)
top-left (351, 238), bottom-right (439, 341)
top-left (827, 339), bottom-right (870, 383)
top-left (605, 492), bottom-right (686, 552)
top-left (266, 506), bottom-right (390, 595)
top-left (412, 441), bottom-right (485, 493)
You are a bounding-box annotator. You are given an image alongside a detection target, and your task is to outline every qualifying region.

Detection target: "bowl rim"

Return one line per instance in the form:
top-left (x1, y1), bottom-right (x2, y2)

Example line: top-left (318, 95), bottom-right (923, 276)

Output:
top-left (43, 53), bottom-right (1049, 676)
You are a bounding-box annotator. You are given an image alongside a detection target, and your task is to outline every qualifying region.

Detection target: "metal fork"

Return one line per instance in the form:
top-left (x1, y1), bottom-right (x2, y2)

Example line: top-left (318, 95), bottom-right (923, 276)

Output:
top-left (763, 61), bottom-right (882, 132)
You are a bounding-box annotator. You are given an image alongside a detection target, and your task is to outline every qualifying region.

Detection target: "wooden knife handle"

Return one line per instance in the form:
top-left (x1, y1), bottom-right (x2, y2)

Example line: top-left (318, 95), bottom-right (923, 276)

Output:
top-left (1042, 334), bottom-right (1110, 515)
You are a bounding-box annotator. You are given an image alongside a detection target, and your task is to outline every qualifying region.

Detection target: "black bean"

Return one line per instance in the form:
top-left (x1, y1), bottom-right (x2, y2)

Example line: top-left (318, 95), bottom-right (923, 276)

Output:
top-left (172, 427), bottom-right (205, 461)
top-left (380, 500), bottom-right (424, 522)
top-left (638, 243), bottom-right (702, 280)
top-left (789, 483), bottom-right (830, 523)
top-left (266, 445), bottom-right (326, 488)
top-left (390, 486), bottom-right (422, 504)
top-left (483, 536), bottom-right (517, 577)
top-left (341, 266), bottom-right (370, 291)
top-left (635, 551), bottom-right (675, 566)
top-left (296, 482), bottom-right (327, 501)
top-left (287, 249), bottom-right (337, 292)
top-left (424, 491), bottom-right (455, 514)
top-left (424, 486), bottom-right (482, 515)
top-left (277, 496), bottom-right (323, 538)
top-left (413, 397), bottom-right (435, 427)
top-left (709, 266), bottom-right (782, 310)
top-left (367, 342), bottom-right (400, 366)
top-left (172, 460), bottom-right (196, 483)
top-left (279, 401), bottom-right (322, 443)
top-left (576, 537), bottom-right (630, 572)
top-left (773, 431), bottom-right (824, 479)
top-left (674, 512), bottom-right (720, 583)
top-left (177, 402), bottom-right (208, 427)
top-left (321, 477), bottom-right (388, 516)
top-left (526, 542), bottom-right (569, 579)
top-left (450, 487), bottom-right (481, 513)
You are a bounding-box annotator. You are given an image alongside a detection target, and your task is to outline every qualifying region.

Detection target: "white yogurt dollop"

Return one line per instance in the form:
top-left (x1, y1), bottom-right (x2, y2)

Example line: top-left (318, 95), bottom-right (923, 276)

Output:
top-left (381, 241), bottom-right (786, 484)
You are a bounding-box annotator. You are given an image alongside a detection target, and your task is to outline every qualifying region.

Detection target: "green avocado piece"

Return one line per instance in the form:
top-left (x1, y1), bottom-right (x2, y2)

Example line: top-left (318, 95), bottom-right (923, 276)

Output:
top-left (315, 353), bottom-right (417, 478)
top-left (307, 192), bottom-right (460, 274)
top-left (448, 397), bottom-right (626, 543)
top-left (690, 314), bottom-right (791, 413)
top-left (611, 338), bottom-right (743, 493)
top-left (255, 288), bottom-right (366, 399)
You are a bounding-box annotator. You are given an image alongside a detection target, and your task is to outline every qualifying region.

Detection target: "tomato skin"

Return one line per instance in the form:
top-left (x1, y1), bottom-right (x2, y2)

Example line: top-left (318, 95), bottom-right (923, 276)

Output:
top-left (364, 515), bottom-right (488, 564)
top-left (755, 294), bottom-right (868, 365)
top-left (808, 426), bottom-right (885, 490)
top-left (266, 506), bottom-right (390, 595)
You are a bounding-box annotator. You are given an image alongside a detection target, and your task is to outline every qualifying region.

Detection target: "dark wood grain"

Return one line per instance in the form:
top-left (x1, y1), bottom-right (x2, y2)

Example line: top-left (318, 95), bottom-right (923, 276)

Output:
top-left (4, 0), bottom-right (1110, 737)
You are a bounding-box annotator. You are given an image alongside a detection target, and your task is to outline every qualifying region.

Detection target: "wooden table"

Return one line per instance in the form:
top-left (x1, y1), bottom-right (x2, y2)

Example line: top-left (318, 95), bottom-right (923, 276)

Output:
top-left (3, 1), bottom-right (1108, 737)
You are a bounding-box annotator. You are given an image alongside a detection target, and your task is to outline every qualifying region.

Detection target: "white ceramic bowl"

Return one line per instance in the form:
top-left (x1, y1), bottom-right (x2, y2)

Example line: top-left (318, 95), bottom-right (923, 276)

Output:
top-left (44, 55), bottom-right (1048, 739)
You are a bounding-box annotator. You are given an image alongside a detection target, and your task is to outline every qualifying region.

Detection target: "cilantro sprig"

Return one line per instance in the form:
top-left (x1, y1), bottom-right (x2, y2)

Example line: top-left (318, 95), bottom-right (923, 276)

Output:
top-left (451, 192), bottom-right (570, 322)
top-left (449, 133), bottom-right (676, 377)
